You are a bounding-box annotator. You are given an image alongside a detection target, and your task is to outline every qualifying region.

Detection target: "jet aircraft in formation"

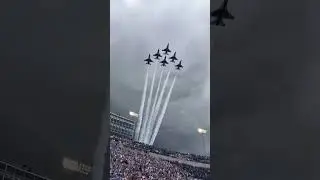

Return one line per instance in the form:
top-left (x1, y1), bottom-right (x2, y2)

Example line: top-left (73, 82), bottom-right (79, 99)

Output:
top-left (211, 0), bottom-right (234, 26)
top-left (162, 43), bottom-right (171, 55)
top-left (143, 43), bottom-right (183, 69)
top-left (169, 52), bottom-right (178, 63)
top-left (144, 54), bottom-right (153, 65)
top-left (160, 56), bottom-right (169, 67)
top-left (153, 49), bottom-right (162, 59)
top-left (175, 60), bottom-right (183, 70)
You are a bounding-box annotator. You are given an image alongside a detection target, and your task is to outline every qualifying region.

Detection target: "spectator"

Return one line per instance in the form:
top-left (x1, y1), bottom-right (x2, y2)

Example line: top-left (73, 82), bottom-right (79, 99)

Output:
top-left (110, 135), bottom-right (210, 179)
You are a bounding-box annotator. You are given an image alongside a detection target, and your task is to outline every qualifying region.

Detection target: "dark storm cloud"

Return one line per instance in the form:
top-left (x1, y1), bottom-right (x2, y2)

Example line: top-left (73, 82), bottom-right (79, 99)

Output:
top-left (110, 0), bottom-right (210, 155)
top-left (211, 0), bottom-right (320, 179)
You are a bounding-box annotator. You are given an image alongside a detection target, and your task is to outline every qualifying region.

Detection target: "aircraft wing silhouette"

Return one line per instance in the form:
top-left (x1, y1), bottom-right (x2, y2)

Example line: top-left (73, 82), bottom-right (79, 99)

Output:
top-left (211, 9), bottom-right (234, 19)
top-left (224, 10), bottom-right (234, 19)
top-left (160, 60), bottom-right (168, 64)
top-left (144, 59), bottom-right (153, 63)
top-left (211, 9), bottom-right (222, 16)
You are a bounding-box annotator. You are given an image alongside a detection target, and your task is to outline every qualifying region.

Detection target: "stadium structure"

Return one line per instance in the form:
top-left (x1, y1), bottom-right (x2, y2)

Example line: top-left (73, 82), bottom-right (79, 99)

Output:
top-left (110, 112), bottom-right (135, 139)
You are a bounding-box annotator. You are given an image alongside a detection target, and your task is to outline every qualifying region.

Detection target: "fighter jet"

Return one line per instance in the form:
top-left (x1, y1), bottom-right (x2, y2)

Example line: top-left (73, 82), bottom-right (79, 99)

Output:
top-left (175, 60), bottom-right (183, 70)
top-left (160, 56), bottom-right (169, 66)
top-left (162, 43), bottom-right (171, 55)
top-left (211, 0), bottom-right (235, 26)
top-left (153, 49), bottom-right (162, 59)
top-left (169, 52), bottom-right (178, 63)
top-left (144, 54), bottom-right (153, 65)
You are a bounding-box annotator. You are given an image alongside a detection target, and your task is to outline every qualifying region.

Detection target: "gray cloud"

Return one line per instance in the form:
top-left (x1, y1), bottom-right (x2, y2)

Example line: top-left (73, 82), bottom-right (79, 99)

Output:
top-left (110, 0), bottom-right (210, 155)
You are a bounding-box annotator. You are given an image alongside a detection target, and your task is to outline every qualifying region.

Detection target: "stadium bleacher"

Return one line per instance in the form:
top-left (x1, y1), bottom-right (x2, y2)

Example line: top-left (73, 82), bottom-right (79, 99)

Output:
top-left (110, 135), bottom-right (210, 179)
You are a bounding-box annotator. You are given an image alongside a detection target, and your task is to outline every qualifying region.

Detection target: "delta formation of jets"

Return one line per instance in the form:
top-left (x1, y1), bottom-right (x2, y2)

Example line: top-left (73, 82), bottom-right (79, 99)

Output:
top-left (211, 0), bottom-right (235, 27)
top-left (143, 43), bottom-right (184, 70)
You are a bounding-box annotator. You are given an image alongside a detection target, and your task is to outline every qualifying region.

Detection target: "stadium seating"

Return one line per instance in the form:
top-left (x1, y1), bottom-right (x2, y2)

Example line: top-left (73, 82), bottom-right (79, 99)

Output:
top-left (110, 135), bottom-right (210, 179)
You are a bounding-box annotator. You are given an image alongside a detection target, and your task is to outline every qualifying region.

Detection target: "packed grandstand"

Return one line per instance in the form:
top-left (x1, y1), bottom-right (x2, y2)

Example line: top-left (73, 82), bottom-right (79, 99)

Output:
top-left (110, 135), bottom-right (210, 179)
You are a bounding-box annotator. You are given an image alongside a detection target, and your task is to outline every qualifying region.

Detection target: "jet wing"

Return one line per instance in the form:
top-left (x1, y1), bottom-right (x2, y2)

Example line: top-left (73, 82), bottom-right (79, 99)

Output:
top-left (223, 10), bottom-right (235, 19)
top-left (211, 9), bottom-right (222, 17)
top-left (211, 9), bottom-right (234, 19)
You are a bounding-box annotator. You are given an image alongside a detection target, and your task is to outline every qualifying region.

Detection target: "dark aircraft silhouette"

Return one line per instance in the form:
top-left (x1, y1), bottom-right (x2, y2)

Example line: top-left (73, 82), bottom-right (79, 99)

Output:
top-left (175, 60), bottom-right (183, 70)
top-left (144, 54), bottom-right (153, 65)
top-left (160, 56), bottom-right (169, 66)
top-left (169, 52), bottom-right (178, 63)
top-left (162, 43), bottom-right (171, 55)
top-left (211, 0), bottom-right (235, 26)
top-left (153, 49), bottom-right (162, 59)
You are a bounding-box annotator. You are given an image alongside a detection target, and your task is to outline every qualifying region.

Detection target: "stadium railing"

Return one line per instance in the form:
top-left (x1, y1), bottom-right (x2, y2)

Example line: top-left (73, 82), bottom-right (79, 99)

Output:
top-left (0, 160), bottom-right (50, 180)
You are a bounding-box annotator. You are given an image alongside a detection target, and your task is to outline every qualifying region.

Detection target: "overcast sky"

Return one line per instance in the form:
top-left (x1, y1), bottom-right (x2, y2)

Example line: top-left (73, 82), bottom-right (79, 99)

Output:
top-left (210, 0), bottom-right (320, 179)
top-left (110, 0), bottom-right (210, 155)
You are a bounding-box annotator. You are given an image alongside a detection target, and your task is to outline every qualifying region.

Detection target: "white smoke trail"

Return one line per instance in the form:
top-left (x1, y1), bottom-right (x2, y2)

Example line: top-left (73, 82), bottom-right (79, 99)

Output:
top-left (151, 69), bottom-right (164, 119)
top-left (146, 67), bottom-right (172, 144)
top-left (144, 68), bottom-right (164, 143)
top-left (135, 66), bottom-right (149, 141)
top-left (150, 75), bottom-right (177, 145)
top-left (140, 65), bottom-right (157, 142)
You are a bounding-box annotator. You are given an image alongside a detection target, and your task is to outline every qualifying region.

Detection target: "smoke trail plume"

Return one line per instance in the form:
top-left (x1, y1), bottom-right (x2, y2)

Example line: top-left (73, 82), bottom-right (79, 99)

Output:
top-left (135, 66), bottom-right (149, 141)
top-left (140, 65), bottom-right (157, 142)
top-left (144, 68), bottom-right (164, 143)
top-left (151, 69), bottom-right (164, 119)
top-left (150, 75), bottom-right (177, 145)
top-left (146, 67), bottom-right (172, 144)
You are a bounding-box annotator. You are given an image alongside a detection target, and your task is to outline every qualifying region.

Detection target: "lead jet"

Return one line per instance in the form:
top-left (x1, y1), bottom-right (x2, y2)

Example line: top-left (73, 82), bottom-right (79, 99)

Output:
top-left (162, 43), bottom-right (171, 55)
top-left (144, 54), bottom-right (153, 65)
top-left (211, 0), bottom-right (235, 26)
top-left (175, 60), bottom-right (183, 70)
top-left (169, 52), bottom-right (178, 63)
top-left (160, 56), bottom-right (169, 66)
top-left (153, 49), bottom-right (162, 59)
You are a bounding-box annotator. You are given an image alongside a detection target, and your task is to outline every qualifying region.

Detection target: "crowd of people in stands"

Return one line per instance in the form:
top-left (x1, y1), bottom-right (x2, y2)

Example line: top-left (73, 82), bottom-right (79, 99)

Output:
top-left (111, 135), bottom-right (210, 164)
top-left (110, 135), bottom-right (210, 179)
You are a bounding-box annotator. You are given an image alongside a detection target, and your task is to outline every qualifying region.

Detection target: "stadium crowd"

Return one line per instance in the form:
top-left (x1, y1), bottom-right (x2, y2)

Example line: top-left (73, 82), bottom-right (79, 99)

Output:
top-left (111, 135), bottom-right (209, 164)
top-left (110, 135), bottom-right (210, 179)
